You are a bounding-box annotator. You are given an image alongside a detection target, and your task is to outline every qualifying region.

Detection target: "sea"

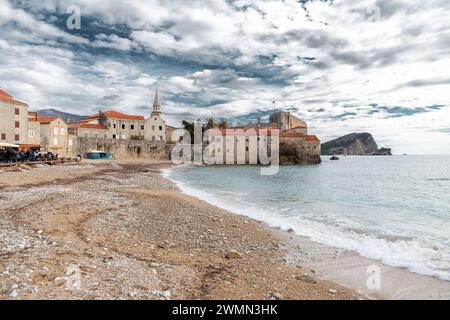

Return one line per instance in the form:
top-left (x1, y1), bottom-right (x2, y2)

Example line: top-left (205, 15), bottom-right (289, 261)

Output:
top-left (163, 156), bottom-right (450, 281)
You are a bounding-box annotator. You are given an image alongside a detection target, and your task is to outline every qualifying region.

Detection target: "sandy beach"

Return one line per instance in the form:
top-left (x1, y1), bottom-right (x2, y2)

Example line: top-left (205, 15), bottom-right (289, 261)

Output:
top-left (0, 160), bottom-right (362, 300)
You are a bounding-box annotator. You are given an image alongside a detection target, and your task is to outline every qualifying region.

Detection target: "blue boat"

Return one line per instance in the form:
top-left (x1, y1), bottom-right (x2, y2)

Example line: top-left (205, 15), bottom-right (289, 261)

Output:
top-left (86, 150), bottom-right (110, 160)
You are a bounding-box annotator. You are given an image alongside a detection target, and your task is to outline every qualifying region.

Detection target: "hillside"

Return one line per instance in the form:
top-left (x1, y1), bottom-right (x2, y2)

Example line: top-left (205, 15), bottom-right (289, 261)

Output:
top-left (33, 109), bottom-right (85, 122)
top-left (321, 133), bottom-right (392, 156)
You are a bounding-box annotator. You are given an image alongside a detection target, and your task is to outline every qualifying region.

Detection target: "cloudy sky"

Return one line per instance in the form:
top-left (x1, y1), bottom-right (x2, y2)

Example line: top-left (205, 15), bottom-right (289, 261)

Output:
top-left (1, 0), bottom-right (449, 154)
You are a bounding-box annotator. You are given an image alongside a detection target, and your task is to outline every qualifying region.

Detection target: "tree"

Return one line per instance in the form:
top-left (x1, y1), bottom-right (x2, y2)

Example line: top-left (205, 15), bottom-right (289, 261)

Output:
top-left (218, 118), bottom-right (228, 129)
top-left (99, 111), bottom-right (109, 127)
top-left (206, 117), bottom-right (216, 129)
top-left (182, 120), bottom-right (195, 143)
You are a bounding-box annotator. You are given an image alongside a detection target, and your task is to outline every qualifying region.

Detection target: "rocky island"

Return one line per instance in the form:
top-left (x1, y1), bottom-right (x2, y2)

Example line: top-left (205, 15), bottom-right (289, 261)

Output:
top-left (321, 133), bottom-right (392, 156)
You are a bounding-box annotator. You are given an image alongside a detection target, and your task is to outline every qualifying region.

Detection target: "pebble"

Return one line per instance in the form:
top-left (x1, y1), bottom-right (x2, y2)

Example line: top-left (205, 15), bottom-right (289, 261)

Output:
top-left (150, 262), bottom-right (161, 268)
top-left (54, 276), bottom-right (66, 286)
top-left (225, 249), bottom-right (243, 259)
top-left (296, 275), bottom-right (317, 284)
top-left (329, 289), bottom-right (338, 295)
top-left (271, 292), bottom-right (283, 300)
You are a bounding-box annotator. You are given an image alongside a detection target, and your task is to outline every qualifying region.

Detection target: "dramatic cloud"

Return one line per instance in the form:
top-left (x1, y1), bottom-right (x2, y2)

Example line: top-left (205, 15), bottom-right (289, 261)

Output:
top-left (0, 0), bottom-right (449, 154)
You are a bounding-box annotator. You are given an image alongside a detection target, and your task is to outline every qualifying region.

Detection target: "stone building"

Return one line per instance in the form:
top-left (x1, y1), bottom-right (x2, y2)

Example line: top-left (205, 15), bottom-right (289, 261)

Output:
top-left (144, 90), bottom-right (166, 142)
top-left (68, 122), bottom-right (108, 139)
top-left (25, 112), bottom-right (41, 149)
top-left (205, 128), bottom-right (277, 165)
top-left (79, 110), bottom-right (145, 140)
top-left (0, 88), bottom-right (29, 145)
top-left (37, 115), bottom-right (68, 155)
top-left (269, 111), bottom-right (308, 133)
top-left (205, 111), bottom-right (321, 165)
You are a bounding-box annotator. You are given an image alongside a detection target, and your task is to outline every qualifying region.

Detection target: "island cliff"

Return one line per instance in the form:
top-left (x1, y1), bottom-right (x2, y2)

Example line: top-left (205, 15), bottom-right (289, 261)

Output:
top-left (321, 133), bottom-right (392, 156)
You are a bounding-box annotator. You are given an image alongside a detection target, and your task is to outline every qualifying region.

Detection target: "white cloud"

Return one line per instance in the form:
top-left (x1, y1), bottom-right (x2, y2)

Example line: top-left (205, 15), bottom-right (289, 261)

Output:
top-left (1, 0), bottom-right (450, 153)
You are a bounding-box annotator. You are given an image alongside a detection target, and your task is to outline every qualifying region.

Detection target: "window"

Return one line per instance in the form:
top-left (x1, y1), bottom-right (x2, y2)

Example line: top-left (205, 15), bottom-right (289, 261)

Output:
top-left (54, 127), bottom-right (59, 135)
top-left (28, 130), bottom-right (35, 138)
top-left (159, 126), bottom-right (163, 131)
top-left (159, 136), bottom-right (163, 141)
top-left (122, 124), bottom-right (125, 129)
top-left (141, 125), bottom-right (144, 130)
top-left (131, 125), bottom-right (135, 130)
top-left (15, 121), bottom-right (20, 128)
top-left (85, 133), bottom-right (89, 138)
top-left (152, 126), bottom-right (155, 131)
top-left (15, 108), bottom-right (20, 115)
top-left (61, 128), bottom-right (65, 135)
top-left (112, 134), bottom-right (116, 139)
top-left (68, 139), bottom-right (73, 147)
top-left (1, 133), bottom-right (6, 140)
top-left (15, 134), bottom-right (20, 141)
top-left (53, 137), bottom-right (58, 145)
top-left (154, 117), bottom-right (157, 121)
top-left (113, 124), bottom-right (117, 129)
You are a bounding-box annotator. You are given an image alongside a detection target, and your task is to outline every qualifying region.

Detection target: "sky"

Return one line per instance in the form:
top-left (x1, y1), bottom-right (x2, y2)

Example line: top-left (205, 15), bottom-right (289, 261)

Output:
top-left (0, 0), bottom-right (449, 154)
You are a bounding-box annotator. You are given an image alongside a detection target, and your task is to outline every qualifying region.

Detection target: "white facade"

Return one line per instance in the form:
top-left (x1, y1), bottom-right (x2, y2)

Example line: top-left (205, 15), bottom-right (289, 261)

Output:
top-left (144, 90), bottom-right (166, 142)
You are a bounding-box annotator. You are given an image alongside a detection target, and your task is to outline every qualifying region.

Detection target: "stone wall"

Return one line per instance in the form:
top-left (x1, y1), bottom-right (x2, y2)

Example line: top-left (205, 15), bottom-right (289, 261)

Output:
top-left (279, 137), bottom-right (321, 164)
top-left (72, 137), bottom-right (167, 160)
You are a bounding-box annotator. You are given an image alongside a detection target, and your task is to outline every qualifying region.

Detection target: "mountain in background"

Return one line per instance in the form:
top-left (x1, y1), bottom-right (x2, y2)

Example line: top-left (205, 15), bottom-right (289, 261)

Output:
top-left (33, 109), bottom-right (85, 122)
top-left (321, 133), bottom-right (392, 156)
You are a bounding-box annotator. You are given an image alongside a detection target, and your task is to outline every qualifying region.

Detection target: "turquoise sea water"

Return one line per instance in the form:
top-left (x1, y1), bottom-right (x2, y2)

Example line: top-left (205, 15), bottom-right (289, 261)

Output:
top-left (164, 156), bottom-right (450, 281)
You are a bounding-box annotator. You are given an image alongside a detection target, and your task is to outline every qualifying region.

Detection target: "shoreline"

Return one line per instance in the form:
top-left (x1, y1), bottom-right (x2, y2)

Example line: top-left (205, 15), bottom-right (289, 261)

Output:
top-left (163, 164), bottom-right (450, 300)
top-left (0, 160), bottom-right (361, 300)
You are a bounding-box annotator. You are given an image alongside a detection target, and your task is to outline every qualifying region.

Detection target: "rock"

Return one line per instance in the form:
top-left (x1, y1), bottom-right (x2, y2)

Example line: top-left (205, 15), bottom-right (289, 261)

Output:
top-left (225, 249), bottom-right (243, 259)
top-left (37, 230), bottom-right (43, 235)
top-left (152, 290), bottom-right (171, 300)
top-left (271, 292), bottom-right (283, 300)
top-left (328, 289), bottom-right (338, 294)
top-left (54, 276), bottom-right (66, 286)
top-left (9, 290), bottom-right (18, 298)
top-left (150, 262), bottom-right (161, 268)
top-left (330, 155), bottom-right (339, 161)
top-left (158, 241), bottom-right (176, 249)
top-left (296, 275), bottom-right (317, 284)
top-left (287, 228), bottom-right (294, 233)
top-left (322, 133), bottom-right (390, 156)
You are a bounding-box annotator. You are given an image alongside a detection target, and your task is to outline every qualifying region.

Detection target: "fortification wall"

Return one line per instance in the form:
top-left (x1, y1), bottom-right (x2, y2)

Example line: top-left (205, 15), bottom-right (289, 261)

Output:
top-left (72, 137), bottom-right (167, 160)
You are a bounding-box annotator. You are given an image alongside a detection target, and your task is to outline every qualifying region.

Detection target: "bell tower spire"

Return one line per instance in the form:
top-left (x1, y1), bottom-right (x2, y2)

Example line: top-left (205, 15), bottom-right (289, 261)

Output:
top-left (151, 90), bottom-right (161, 117)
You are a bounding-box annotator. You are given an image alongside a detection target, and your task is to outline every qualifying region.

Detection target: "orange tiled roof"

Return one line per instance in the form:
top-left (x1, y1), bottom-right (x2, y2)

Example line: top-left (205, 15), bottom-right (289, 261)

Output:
top-left (305, 135), bottom-right (320, 142)
top-left (0, 88), bottom-right (28, 106)
top-left (87, 110), bottom-right (144, 121)
top-left (280, 131), bottom-right (305, 137)
top-left (69, 123), bottom-right (107, 130)
top-left (36, 115), bottom-right (62, 124)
